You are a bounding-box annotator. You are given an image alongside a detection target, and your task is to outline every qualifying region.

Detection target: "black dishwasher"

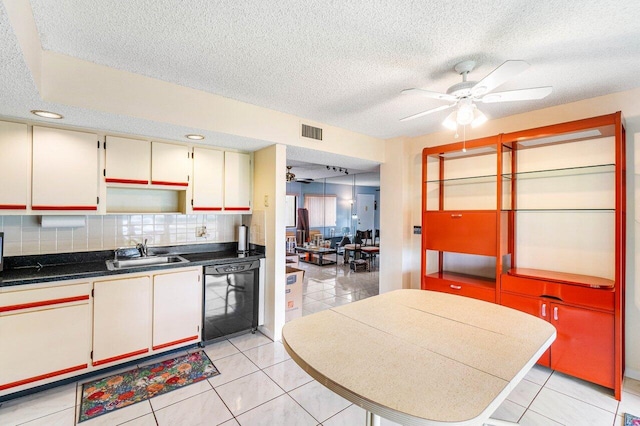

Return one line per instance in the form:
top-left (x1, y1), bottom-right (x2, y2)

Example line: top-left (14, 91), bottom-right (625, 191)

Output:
top-left (202, 260), bottom-right (260, 343)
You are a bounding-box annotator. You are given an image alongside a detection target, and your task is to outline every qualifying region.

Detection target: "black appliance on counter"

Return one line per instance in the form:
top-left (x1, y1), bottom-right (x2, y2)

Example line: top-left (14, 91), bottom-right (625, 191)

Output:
top-left (202, 259), bottom-right (261, 343)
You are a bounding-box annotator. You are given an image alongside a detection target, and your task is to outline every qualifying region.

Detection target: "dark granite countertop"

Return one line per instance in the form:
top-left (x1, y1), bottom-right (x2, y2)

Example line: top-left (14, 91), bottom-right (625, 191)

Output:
top-left (0, 243), bottom-right (265, 287)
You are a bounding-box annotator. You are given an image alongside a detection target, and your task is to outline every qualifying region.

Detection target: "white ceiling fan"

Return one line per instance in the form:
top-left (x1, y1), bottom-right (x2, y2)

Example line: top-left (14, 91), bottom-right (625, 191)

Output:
top-left (400, 60), bottom-right (552, 129)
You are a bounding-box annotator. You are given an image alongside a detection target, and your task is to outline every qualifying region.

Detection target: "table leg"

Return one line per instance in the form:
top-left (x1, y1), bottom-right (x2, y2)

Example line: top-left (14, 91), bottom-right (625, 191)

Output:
top-left (365, 411), bottom-right (380, 426)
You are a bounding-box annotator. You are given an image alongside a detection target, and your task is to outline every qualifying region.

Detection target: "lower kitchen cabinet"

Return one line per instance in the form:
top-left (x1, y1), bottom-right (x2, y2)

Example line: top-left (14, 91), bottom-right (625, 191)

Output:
top-left (501, 292), bottom-right (614, 388)
top-left (92, 275), bottom-right (152, 366)
top-left (0, 282), bottom-right (91, 394)
top-left (152, 268), bottom-right (202, 350)
top-left (1, 266), bottom-right (206, 397)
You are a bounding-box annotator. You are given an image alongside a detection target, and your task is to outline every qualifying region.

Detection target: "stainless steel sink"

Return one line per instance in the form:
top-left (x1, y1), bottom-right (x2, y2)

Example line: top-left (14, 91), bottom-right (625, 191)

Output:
top-left (106, 255), bottom-right (189, 271)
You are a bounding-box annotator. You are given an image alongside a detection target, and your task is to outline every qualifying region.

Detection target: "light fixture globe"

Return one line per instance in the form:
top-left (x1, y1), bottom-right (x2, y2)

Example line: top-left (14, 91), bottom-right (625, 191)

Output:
top-left (442, 111), bottom-right (458, 130)
top-left (456, 99), bottom-right (475, 126)
top-left (471, 109), bottom-right (488, 127)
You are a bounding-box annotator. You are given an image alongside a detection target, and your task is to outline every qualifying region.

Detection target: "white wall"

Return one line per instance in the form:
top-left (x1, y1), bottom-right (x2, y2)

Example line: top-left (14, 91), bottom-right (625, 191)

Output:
top-left (379, 87), bottom-right (640, 377)
top-left (379, 136), bottom-right (414, 293)
top-left (252, 144), bottom-right (287, 341)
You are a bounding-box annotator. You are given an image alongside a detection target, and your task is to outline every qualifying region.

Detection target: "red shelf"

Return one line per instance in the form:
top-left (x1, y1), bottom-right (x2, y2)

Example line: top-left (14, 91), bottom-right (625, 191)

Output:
top-left (508, 268), bottom-right (614, 289)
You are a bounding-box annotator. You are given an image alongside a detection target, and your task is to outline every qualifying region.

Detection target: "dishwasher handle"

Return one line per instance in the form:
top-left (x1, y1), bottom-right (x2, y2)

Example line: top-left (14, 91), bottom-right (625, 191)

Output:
top-left (204, 260), bottom-right (260, 275)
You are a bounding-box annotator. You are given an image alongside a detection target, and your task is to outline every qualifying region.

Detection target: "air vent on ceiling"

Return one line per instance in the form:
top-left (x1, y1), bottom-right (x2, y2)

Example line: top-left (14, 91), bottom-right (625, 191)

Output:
top-left (301, 123), bottom-right (323, 141)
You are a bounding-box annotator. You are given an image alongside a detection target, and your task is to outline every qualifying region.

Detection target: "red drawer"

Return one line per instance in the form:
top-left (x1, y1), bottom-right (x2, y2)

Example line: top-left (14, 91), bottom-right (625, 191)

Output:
top-left (501, 274), bottom-right (614, 312)
top-left (424, 211), bottom-right (496, 256)
top-left (424, 274), bottom-right (496, 303)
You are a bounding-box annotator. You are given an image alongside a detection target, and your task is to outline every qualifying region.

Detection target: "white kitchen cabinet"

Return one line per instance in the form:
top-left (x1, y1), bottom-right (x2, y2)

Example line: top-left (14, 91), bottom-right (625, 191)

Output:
top-left (192, 147), bottom-right (224, 211)
top-left (0, 121), bottom-right (29, 211)
top-left (151, 141), bottom-right (190, 187)
top-left (224, 151), bottom-right (251, 211)
top-left (152, 267), bottom-right (202, 350)
top-left (105, 136), bottom-right (151, 184)
top-left (32, 126), bottom-right (99, 211)
top-left (0, 282), bottom-right (91, 395)
top-left (92, 275), bottom-right (151, 366)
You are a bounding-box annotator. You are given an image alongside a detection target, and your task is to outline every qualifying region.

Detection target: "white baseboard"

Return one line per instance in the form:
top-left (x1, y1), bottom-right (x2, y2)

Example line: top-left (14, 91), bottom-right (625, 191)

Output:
top-left (258, 325), bottom-right (274, 341)
top-left (625, 367), bottom-right (640, 381)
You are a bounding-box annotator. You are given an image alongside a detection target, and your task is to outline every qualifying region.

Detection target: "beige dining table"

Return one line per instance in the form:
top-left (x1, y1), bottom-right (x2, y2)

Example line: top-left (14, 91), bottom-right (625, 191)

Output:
top-left (282, 289), bottom-right (556, 426)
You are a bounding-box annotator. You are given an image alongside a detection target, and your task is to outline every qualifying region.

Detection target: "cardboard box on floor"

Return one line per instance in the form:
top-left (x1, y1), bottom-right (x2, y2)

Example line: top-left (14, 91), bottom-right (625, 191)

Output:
top-left (285, 266), bottom-right (304, 322)
top-left (285, 252), bottom-right (299, 267)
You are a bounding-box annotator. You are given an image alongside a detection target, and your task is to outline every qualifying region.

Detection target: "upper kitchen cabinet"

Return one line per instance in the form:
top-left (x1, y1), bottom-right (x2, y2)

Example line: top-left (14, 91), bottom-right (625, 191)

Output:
top-left (104, 139), bottom-right (189, 214)
top-left (224, 151), bottom-right (252, 212)
top-left (0, 121), bottom-right (29, 211)
top-left (151, 142), bottom-right (190, 187)
top-left (32, 126), bottom-right (99, 212)
top-left (104, 136), bottom-right (151, 184)
top-left (192, 147), bottom-right (224, 211)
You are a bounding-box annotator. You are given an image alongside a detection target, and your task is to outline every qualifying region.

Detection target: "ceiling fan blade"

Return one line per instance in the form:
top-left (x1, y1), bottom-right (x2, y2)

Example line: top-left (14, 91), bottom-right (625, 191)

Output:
top-left (480, 86), bottom-right (553, 103)
top-left (399, 103), bottom-right (455, 122)
top-left (401, 88), bottom-right (457, 102)
top-left (471, 60), bottom-right (530, 96)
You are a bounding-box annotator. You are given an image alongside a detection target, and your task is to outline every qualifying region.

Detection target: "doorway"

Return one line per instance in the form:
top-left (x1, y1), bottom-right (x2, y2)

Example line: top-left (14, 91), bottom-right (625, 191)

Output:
top-left (356, 194), bottom-right (375, 233)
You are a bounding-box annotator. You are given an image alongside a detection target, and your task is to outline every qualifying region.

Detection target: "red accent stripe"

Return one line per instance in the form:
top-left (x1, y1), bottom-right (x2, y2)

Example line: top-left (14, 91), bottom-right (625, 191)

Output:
top-left (92, 348), bottom-right (149, 366)
top-left (225, 207), bottom-right (251, 211)
top-left (0, 295), bottom-right (90, 313)
top-left (152, 335), bottom-right (199, 351)
top-left (0, 204), bottom-right (27, 210)
top-left (0, 364), bottom-right (87, 391)
top-left (151, 181), bottom-right (188, 187)
top-left (106, 178), bottom-right (149, 184)
top-left (193, 207), bottom-right (223, 211)
top-left (32, 205), bottom-right (97, 211)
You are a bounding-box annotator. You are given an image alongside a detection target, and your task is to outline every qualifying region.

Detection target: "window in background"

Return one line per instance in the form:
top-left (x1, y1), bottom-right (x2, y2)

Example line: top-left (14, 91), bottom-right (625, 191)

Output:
top-left (285, 195), bottom-right (297, 227)
top-left (304, 195), bottom-right (337, 227)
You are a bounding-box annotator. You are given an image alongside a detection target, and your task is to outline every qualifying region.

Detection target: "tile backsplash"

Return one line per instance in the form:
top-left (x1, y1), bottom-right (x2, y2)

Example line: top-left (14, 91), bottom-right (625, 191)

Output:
top-left (0, 214), bottom-right (242, 256)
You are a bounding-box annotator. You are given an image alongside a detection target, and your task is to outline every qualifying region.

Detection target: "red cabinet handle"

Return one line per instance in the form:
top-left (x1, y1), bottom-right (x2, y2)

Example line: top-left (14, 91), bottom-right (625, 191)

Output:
top-left (450, 284), bottom-right (462, 290)
top-left (450, 214), bottom-right (463, 218)
top-left (541, 303), bottom-right (547, 317)
top-left (553, 306), bottom-right (559, 321)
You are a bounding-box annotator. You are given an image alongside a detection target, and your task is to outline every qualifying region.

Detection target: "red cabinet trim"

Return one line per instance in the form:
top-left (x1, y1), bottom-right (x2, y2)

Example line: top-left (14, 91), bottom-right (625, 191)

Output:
top-left (193, 207), bottom-right (223, 211)
top-left (93, 348), bottom-right (149, 366)
top-left (225, 207), bottom-right (251, 211)
top-left (150, 181), bottom-right (188, 187)
top-left (106, 178), bottom-right (149, 185)
top-left (32, 205), bottom-right (97, 211)
top-left (152, 335), bottom-right (199, 351)
top-left (0, 204), bottom-right (27, 210)
top-left (0, 364), bottom-right (88, 391)
top-left (0, 295), bottom-right (90, 313)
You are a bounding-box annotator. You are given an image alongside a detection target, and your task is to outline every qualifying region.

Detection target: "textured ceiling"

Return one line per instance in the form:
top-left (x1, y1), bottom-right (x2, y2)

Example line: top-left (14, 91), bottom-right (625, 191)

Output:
top-left (1, 1), bottom-right (640, 178)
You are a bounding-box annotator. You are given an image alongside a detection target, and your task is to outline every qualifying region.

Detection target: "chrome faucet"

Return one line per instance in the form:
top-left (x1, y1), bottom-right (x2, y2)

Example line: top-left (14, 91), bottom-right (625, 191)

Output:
top-left (136, 239), bottom-right (148, 257)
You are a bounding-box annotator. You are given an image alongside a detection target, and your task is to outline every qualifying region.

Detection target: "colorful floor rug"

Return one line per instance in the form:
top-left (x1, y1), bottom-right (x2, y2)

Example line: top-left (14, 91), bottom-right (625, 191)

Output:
top-left (79, 351), bottom-right (219, 422)
top-left (626, 413), bottom-right (640, 426)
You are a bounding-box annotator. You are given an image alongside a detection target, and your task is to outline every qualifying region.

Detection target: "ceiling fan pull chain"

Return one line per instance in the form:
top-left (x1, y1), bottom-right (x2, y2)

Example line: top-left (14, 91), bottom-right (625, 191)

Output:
top-left (462, 125), bottom-right (467, 152)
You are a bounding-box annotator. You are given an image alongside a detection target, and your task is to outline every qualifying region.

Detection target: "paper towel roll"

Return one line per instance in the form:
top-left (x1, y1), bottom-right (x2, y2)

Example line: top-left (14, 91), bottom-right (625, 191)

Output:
top-left (40, 216), bottom-right (86, 228)
top-left (238, 225), bottom-right (248, 252)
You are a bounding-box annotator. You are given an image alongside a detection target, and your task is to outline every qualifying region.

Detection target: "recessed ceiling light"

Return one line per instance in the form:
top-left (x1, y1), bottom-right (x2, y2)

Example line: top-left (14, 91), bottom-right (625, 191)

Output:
top-left (31, 110), bottom-right (63, 119)
top-left (185, 134), bottom-right (205, 140)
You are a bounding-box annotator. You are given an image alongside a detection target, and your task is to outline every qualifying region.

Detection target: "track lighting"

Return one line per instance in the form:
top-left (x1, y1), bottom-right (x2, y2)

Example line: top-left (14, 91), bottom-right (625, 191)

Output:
top-left (325, 165), bottom-right (350, 175)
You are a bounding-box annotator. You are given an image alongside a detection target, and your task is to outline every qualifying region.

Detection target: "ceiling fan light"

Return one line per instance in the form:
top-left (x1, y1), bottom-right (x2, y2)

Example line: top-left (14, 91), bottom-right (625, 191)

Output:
top-left (286, 166), bottom-right (296, 182)
top-left (471, 109), bottom-right (488, 127)
top-left (456, 102), bottom-right (475, 126)
top-left (442, 111), bottom-right (458, 130)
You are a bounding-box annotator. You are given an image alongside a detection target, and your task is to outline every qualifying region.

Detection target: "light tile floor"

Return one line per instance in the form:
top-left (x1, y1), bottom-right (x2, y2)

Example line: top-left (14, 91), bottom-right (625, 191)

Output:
top-left (2, 262), bottom-right (639, 425)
